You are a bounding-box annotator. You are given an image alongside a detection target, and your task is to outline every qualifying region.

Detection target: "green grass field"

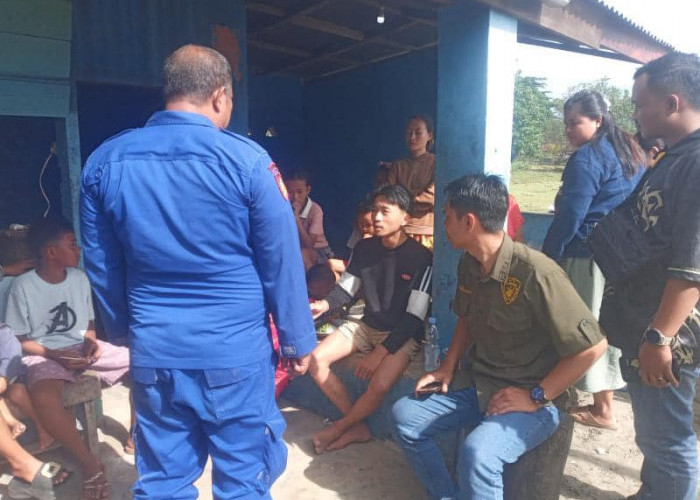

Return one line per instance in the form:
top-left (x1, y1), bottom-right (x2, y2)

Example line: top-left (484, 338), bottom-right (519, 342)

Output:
top-left (509, 162), bottom-right (564, 213)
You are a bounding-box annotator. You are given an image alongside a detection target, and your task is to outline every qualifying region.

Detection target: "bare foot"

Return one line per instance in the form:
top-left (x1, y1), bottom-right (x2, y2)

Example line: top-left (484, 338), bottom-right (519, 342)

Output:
top-left (326, 422), bottom-right (372, 451)
top-left (568, 405), bottom-right (618, 430)
top-left (312, 423), bottom-right (344, 454)
top-left (0, 399), bottom-right (26, 438)
top-left (9, 420), bottom-right (26, 439)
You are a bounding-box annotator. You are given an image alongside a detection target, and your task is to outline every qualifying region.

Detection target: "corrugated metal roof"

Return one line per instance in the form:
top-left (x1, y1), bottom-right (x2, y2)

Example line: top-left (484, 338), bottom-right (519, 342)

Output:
top-left (589, 0), bottom-right (676, 51)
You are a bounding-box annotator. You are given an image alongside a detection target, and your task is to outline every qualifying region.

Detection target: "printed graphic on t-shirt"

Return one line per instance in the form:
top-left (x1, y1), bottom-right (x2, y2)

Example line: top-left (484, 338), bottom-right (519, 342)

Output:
top-left (636, 180), bottom-right (664, 232)
top-left (46, 302), bottom-right (77, 335)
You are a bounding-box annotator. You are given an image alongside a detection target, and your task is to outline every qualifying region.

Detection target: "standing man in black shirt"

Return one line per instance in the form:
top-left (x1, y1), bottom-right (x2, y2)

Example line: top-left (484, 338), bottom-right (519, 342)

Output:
top-left (596, 52), bottom-right (700, 500)
top-left (307, 184), bottom-right (433, 454)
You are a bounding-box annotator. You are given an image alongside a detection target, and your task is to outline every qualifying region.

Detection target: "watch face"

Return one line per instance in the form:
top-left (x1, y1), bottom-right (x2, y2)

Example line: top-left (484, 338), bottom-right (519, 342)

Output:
top-left (646, 330), bottom-right (660, 343)
top-left (531, 386), bottom-right (545, 403)
top-left (645, 329), bottom-right (671, 345)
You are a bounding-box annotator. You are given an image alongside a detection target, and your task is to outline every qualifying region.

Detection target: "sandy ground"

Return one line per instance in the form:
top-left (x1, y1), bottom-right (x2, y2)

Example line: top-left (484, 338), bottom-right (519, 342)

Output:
top-left (0, 384), bottom-right (697, 500)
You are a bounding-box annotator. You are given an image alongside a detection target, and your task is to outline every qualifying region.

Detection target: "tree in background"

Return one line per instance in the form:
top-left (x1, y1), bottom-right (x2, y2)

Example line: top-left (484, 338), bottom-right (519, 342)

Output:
top-left (512, 71), bottom-right (555, 162)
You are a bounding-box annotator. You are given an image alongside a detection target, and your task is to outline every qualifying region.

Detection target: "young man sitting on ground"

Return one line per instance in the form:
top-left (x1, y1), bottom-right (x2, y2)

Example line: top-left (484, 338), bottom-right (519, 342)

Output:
top-left (4, 217), bottom-right (133, 500)
top-left (307, 184), bottom-right (433, 454)
top-left (392, 174), bottom-right (608, 500)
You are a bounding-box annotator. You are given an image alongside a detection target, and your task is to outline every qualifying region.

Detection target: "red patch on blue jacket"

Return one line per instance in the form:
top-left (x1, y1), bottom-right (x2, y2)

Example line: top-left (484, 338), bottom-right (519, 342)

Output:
top-left (401, 273), bottom-right (413, 281)
top-left (268, 163), bottom-right (288, 201)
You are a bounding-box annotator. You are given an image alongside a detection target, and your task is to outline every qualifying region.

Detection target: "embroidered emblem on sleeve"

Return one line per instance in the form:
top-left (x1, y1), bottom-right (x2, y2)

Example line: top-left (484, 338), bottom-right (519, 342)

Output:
top-left (268, 163), bottom-right (289, 201)
top-left (501, 277), bottom-right (521, 305)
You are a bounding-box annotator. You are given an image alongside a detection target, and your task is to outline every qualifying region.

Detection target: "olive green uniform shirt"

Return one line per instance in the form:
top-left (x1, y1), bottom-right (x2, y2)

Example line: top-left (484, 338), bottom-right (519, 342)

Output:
top-left (452, 235), bottom-right (605, 412)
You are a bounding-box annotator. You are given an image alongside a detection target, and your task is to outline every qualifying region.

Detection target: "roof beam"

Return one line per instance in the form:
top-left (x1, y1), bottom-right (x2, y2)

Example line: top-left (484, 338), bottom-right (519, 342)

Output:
top-left (280, 20), bottom-right (424, 73)
top-left (291, 15), bottom-right (365, 41)
top-left (248, 40), bottom-right (310, 58)
top-left (459, 0), bottom-right (668, 63)
top-left (312, 40), bottom-right (438, 80)
top-left (249, 0), bottom-right (333, 37)
top-left (352, 0), bottom-right (438, 27)
top-left (246, 2), bottom-right (285, 17)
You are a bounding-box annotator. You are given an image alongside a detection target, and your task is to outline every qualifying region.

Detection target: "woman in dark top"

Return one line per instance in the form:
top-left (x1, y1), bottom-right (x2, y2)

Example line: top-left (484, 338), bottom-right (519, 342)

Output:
top-left (543, 90), bottom-right (645, 430)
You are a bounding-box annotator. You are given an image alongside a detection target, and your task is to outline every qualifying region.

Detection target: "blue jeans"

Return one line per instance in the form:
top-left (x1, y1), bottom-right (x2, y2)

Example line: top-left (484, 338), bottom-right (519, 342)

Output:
top-left (130, 356), bottom-right (286, 500)
top-left (625, 361), bottom-right (700, 500)
top-left (392, 387), bottom-right (560, 500)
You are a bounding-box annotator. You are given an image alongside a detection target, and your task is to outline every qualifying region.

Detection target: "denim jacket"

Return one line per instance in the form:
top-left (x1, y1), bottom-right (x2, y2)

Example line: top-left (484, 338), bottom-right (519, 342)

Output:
top-left (542, 136), bottom-right (644, 261)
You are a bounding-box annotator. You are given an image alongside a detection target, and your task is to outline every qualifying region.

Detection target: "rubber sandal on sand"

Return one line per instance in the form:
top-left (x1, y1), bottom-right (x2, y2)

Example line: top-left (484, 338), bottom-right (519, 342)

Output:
top-left (568, 405), bottom-right (618, 430)
top-left (82, 470), bottom-right (111, 500)
top-left (7, 461), bottom-right (72, 500)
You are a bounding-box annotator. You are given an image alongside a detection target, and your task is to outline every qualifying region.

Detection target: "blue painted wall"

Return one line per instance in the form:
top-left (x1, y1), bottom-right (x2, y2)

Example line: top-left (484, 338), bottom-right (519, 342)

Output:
top-left (0, 117), bottom-right (62, 227)
top-left (72, 0), bottom-right (249, 134)
top-left (249, 75), bottom-right (304, 173)
top-left (301, 48), bottom-right (438, 253)
top-left (77, 83), bottom-right (162, 161)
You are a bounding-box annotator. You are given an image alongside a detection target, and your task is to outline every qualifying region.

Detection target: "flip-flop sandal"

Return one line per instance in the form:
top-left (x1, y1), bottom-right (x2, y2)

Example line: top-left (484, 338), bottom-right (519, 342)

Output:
top-left (568, 405), bottom-right (618, 430)
top-left (82, 470), bottom-right (111, 500)
top-left (7, 461), bottom-right (72, 500)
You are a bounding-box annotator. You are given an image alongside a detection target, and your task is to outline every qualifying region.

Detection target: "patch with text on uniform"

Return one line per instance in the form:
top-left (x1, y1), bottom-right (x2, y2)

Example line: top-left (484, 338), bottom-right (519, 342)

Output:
top-left (501, 277), bottom-right (521, 305)
top-left (268, 163), bottom-right (289, 201)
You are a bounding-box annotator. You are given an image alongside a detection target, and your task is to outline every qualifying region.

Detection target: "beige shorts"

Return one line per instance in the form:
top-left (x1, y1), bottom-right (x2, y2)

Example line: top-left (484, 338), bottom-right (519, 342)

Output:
top-left (337, 320), bottom-right (420, 360)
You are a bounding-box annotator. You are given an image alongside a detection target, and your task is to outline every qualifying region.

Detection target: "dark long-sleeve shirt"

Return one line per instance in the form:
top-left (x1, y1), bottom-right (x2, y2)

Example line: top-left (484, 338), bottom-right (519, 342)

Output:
top-left (325, 237), bottom-right (433, 353)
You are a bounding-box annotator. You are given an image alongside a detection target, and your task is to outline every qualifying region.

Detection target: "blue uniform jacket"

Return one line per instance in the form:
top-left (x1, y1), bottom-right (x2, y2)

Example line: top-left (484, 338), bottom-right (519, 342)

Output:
top-left (80, 111), bottom-right (316, 369)
top-left (542, 136), bottom-right (644, 261)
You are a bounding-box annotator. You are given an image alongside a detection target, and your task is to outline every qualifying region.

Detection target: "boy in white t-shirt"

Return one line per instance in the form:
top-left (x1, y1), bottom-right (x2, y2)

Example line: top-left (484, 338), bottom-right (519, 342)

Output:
top-left (4, 217), bottom-right (130, 500)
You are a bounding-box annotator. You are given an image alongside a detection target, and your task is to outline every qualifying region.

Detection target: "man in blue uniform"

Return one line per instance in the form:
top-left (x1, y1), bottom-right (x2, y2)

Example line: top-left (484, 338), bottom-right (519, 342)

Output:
top-left (80, 45), bottom-right (317, 500)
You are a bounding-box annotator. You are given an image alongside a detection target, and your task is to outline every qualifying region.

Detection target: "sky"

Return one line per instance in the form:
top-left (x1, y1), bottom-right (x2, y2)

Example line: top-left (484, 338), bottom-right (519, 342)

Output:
top-left (515, 0), bottom-right (700, 97)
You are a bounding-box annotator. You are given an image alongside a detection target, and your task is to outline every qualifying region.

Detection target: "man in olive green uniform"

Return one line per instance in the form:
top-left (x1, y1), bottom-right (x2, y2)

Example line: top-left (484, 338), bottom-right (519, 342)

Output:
top-left (392, 174), bottom-right (608, 500)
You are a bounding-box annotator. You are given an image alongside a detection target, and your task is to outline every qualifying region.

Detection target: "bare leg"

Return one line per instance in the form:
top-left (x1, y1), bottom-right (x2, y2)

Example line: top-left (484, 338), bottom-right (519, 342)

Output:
top-left (308, 331), bottom-right (357, 415)
top-left (125, 389), bottom-right (136, 453)
top-left (31, 379), bottom-right (103, 478)
top-left (569, 390), bottom-right (617, 430)
top-left (0, 397), bottom-right (25, 439)
top-left (6, 383), bottom-right (54, 449)
top-left (0, 413), bottom-right (43, 482)
top-left (318, 351), bottom-right (411, 452)
top-left (591, 390), bottom-right (615, 422)
top-left (308, 331), bottom-right (357, 453)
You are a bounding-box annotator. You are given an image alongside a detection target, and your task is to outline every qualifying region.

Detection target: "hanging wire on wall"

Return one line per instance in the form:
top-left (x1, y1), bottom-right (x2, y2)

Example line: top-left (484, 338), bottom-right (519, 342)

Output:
top-left (39, 142), bottom-right (57, 218)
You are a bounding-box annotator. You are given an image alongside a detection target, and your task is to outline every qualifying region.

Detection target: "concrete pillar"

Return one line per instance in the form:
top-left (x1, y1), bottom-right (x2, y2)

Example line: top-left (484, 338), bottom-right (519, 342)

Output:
top-left (433, 0), bottom-right (517, 347)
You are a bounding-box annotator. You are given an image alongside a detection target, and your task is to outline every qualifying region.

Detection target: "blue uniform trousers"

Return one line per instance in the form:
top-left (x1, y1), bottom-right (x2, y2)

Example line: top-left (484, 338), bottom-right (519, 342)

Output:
top-left (131, 355), bottom-right (286, 500)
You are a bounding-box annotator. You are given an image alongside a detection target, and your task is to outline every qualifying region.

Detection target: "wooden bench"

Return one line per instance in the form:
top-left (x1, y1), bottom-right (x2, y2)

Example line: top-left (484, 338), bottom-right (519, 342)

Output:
top-left (62, 373), bottom-right (102, 456)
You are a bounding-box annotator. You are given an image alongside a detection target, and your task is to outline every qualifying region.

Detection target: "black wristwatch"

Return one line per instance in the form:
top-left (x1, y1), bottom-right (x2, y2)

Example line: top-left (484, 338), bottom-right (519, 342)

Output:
top-left (530, 385), bottom-right (549, 405)
top-left (642, 327), bottom-right (673, 347)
